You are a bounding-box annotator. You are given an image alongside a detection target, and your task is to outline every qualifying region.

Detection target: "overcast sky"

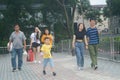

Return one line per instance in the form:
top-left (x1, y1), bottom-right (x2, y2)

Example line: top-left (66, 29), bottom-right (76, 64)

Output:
top-left (90, 0), bottom-right (106, 5)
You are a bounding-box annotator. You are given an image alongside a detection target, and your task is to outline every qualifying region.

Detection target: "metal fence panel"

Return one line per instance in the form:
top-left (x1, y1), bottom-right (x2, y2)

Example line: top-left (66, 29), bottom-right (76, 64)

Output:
top-left (54, 37), bottom-right (120, 62)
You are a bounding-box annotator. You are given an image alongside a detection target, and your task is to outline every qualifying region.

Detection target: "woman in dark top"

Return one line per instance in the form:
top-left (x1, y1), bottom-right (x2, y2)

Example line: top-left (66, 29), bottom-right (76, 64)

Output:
top-left (72, 23), bottom-right (88, 70)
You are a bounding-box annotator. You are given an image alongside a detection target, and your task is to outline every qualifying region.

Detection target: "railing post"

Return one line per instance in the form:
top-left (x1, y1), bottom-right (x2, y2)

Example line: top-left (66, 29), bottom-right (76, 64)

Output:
top-left (112, 37), bottom-right (115, 61)
top-left (61, 40), bottom-right (63, 53)
top-left (68, 39), bottom-right (71, 54)
top-left (110, 36), bottom-right (113, 60)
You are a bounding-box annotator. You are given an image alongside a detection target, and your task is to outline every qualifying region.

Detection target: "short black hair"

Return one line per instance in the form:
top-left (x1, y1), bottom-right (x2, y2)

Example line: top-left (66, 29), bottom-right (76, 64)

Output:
top-left (90, 18), bottom-right (96, 22)
top-left (14, 23), bottom-right (19, 27)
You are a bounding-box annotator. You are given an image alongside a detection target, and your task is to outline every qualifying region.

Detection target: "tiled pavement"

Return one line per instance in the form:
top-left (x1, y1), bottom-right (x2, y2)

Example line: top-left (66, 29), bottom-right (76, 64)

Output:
top-left (0, 53), bottom-right (120, 80)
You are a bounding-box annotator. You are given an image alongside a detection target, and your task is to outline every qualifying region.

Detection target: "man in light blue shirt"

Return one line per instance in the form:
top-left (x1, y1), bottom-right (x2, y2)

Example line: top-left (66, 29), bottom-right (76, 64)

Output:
top-left (9, 24), bottom-right (26, 72)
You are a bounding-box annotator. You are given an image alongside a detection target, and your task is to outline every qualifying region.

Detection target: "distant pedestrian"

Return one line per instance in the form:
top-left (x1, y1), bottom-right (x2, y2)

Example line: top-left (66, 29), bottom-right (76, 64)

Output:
top-left (41, 28), bottom-right (53, 46)
top-left (72, 23), bottom-right (88, 70)
top-left (8, 24), bottom-right (26, 72)
top-left (41, 37), bottom-right (56, 76)
top-left (86, 18), bottom-right (99, 70)
top-left (30, 27), bottom-right (41, 63)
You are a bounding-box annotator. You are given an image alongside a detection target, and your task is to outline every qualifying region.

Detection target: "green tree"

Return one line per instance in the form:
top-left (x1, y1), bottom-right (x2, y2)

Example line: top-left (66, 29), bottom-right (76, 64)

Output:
top-left (78, 0), bottom-right (101, 23)
top-left (41, 0), bottom-right (78, 38)
top-left (0, 0), bottom-right (35, 46)
top-left (40, 0), bottom-right (101, 39)
top-left (107, 0), bottom-right (120, 16)
top-left (103, 0), bottom-right (120, 17)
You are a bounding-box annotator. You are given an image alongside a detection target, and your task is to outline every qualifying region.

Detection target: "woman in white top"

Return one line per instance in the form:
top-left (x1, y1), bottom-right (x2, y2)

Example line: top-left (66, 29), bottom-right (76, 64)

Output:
top-left (30, 27), bottom-right (41, 63)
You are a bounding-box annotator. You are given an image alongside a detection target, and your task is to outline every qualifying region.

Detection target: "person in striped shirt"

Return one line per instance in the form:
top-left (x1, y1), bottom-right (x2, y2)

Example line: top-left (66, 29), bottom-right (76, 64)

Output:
top-left (86, 18), bottom-right (99, 70)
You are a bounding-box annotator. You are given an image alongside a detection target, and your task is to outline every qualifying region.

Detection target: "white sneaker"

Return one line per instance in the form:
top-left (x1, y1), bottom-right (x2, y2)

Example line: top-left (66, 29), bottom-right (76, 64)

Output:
top-left (78, 67), bottom-right (83, 70)
top-left (34, 60), bottom-right (37, 63)
top-left (78, 67), bottom-right (81, 70)
top-left (80, 67), bottom-right (83, 70)
top-left (38, 61), bottom-right (41, 63)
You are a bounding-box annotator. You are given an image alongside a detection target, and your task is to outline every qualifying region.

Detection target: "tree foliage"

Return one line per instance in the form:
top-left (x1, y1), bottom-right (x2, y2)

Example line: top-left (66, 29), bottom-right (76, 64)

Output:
top-left (0, 0), bottom-right (35, 46)
top-left (0, 0), bottom-right (102, 46)
top-left (78, 0), bottom-right (101, 22)
top-left (104, 0), bottom-right (120, 17)
top-left (40, 0), bottom-right (78, 38)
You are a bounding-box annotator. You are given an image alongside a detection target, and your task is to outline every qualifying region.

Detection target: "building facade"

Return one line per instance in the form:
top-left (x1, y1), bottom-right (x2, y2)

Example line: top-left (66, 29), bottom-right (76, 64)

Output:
top-left (74, 5), bottom-right (108, 33)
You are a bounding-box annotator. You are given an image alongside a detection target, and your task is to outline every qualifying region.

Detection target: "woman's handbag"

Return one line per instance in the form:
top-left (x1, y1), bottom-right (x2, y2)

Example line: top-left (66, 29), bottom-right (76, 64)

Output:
top-left (27, 49), bottom-right (34, 62)
top-left (71, 48), bottom-right (76, 56)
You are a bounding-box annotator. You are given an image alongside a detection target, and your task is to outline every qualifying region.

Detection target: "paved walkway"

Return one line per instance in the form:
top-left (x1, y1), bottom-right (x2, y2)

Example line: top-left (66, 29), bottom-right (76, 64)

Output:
top-left (0, 53), bottom-right (120, 80)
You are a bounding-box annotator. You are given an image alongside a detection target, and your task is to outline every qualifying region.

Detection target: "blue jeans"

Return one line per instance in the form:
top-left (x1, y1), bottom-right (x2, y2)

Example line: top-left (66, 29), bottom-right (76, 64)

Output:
top-left (43, 58), bottom-right (54, 68)
top-left (75, 42), bottom-right (85, 67)
top-left (11, 48), bottom-right (23, 69)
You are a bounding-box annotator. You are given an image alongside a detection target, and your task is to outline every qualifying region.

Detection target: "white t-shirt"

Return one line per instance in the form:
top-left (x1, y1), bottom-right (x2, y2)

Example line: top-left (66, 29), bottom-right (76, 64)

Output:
top-left (30, 33), bottom-right (40, 44)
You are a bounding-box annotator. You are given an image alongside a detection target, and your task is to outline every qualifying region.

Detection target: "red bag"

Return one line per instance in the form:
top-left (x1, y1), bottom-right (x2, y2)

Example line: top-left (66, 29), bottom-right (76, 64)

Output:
top-left (27, 49), bottom-right (34, 62)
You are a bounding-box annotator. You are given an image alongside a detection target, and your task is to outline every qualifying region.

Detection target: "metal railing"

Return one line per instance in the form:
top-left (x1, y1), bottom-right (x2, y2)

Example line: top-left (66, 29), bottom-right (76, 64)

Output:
top-left (54, 36), bottom-right (120, 62)
top-left (0, 45), bottom-right (30, 54)
top-left (1, 37), bottom-right (120, 62)
top-left (54, 39), bottom-right (72, 53)
top-left (0, 47), bottom-right (8, 54)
